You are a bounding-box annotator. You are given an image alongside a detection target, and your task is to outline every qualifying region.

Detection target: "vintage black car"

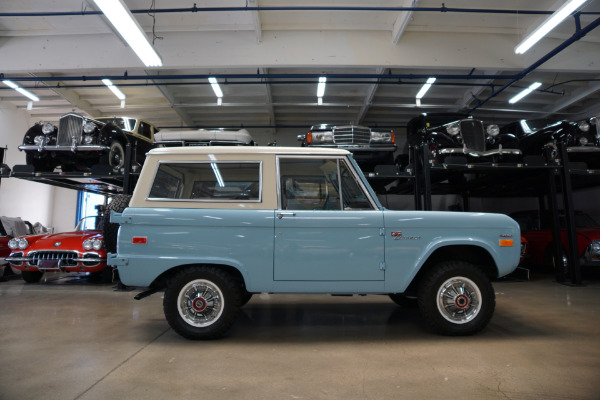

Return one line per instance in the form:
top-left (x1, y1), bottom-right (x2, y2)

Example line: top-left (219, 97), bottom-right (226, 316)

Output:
top-left (19, 113), bottom-right (157, 173)
top-left (298, 124), bottom-right (396, 172)
top-left (405, 113), bottom-right (522, 167)
top-left (500, 117), bottom-right (600, 166)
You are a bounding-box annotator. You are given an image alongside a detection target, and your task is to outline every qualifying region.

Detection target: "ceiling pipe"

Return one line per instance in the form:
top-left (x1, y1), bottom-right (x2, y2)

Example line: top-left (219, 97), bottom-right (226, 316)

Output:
top-left (469, 14), bottom-right (600, 112)
top-left (4, 6), bottom-right (597, 18)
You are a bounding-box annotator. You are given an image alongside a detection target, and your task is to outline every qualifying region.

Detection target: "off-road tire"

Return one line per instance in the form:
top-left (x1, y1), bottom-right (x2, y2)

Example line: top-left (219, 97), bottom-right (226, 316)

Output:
top-left (102, 194), bottom-right (131, 253)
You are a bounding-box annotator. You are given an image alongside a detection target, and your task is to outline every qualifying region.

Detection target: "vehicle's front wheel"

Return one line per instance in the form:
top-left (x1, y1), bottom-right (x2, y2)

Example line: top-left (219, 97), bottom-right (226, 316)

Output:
top-left (102, 194), bottom-right (131, 253)
top-left (21, 270), bottom-right (44, 283)
top-left (164, 266), bottom-right (241, 340)
top-left (418, 261), bottom-right (495, 336)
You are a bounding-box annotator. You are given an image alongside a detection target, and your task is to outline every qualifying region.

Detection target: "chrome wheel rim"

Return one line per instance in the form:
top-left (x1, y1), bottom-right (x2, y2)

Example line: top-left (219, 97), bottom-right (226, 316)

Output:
top-left (177, 279), bottom-right (224, 328)
top-left (436, 276), bottom-right (481, 324)
top-left (109, 145), bottom-right (123, 169)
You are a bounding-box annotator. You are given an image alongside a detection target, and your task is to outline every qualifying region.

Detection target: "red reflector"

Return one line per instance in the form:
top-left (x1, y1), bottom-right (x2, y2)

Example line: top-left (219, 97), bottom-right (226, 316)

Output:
top-left (132, 237), bottom-right (147, 244)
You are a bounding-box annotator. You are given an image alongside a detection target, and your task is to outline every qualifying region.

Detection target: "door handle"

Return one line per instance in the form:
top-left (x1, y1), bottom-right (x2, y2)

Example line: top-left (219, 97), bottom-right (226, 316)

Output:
top-left (277, 212), bottom-right (296, 219)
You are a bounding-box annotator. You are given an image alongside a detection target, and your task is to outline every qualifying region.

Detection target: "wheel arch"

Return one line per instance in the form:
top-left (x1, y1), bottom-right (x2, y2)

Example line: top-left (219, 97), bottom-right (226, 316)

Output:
top-left (402, 244), bottom-right (498, 296)
top-left (149, 263), bottom-right (247, 291)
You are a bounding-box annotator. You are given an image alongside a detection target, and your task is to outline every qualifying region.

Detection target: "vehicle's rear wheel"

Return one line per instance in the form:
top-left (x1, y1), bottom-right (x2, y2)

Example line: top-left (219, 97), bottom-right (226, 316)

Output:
top-left (21, 270), bottom-right (44, 283)
top-left (108, 141), bottom-right (125, 173)
top-left (418, 261), bottom-right (495, 335)
top-left (164, 266), bottom-right (241, 340)
top-left (102, 194), bottom-right (132, 253)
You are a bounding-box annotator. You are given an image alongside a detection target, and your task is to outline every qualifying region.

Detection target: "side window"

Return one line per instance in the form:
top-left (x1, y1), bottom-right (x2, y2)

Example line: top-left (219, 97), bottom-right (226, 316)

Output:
top-left (139, 122), bottom-right (152, 139)
top-left (148, 162), bottom-right (261, 201)
top-left (279, 157), bottom-right (373, 211)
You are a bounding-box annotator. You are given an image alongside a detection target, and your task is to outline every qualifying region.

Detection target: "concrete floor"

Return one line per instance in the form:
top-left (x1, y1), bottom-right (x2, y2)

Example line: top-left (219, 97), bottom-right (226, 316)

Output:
top-left (1, 270), bottom-right (599, 400)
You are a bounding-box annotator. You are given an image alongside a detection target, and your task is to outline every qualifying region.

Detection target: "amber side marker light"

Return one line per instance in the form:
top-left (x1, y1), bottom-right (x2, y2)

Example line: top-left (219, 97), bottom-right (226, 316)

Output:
top-left (499, 239), bottom-right (514, 247)
top-left (306, 131), bottom-right (313, 144)
top-left (132, 237), bottom-right (147, 244)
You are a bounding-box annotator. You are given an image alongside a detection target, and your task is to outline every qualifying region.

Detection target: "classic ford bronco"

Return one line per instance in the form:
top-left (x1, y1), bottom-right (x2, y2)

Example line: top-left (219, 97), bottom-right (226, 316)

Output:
top-left (107, 146), bottom-right (520, 339)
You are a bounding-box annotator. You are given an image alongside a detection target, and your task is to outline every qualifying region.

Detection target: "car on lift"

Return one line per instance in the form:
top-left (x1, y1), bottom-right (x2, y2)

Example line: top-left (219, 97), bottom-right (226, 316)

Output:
top-left (510, 210), bottom-right (600, 270)
top-left (500, 117), bottom-right (600, 166)
top-left (18, 113), bottom-right (158, 173)
top-left (6, 216), bottom-right (112, 283)
top-left (297, 124), bottom-right (397, 173)
top-left (404, 113), bottom-right (521, 167)
top-left (154, 128), bottom-right (256, 147)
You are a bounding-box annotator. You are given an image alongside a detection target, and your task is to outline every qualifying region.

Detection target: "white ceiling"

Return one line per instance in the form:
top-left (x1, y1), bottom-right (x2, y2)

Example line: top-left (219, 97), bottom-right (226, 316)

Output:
top-left (1, 0), bottom-right (600, 140)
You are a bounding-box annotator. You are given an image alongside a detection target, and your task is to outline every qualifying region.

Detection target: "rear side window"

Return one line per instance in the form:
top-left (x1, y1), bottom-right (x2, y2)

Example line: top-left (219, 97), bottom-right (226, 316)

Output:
top-left (148, 162), bottom-right (261, 202)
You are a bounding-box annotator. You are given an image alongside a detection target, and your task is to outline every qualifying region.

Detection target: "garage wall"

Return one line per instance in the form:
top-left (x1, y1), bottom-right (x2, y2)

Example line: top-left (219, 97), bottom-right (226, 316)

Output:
top-left (0, 103), bottom-right (78, 233)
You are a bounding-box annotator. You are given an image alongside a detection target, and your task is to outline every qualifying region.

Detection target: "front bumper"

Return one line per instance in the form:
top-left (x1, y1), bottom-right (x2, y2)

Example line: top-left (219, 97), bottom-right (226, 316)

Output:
top-left (438, 147), bottom-right (522, 158)
top-left (6, 255), bottom-right (107, 273)
top-left (566, 146), bottom-right (600, 153)
top-left (19, 144), bottom-right (110, 153)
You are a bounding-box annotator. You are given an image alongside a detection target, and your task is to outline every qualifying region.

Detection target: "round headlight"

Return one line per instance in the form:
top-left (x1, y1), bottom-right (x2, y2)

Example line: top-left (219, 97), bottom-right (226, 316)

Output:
top-left (83, 121), bottom-right (96, 134)
top-left (92, 239), bottom-right (103, 250)
top-left (592, 241), bottom-right (600, 251)
top-left (579, 136), bottom-right (589, 146)
top-left (8, 238), bottom-right (18, 250)
top-left (486, 124), bottom-right (500, 137)
top-left (33, 135), bottom-right (46, 146)
top-left (18, 238), bottom-right (29, 250)
top-left (42, 123), bottom-right (56, 135)
top-left (578, 121), bottom-right (590, 132)
top-left (83, 239), bottom-right (93, 251)
top-left (446, 123), bottom-right (460, 136)
top-left (83, 135), bottom-right (94, 145)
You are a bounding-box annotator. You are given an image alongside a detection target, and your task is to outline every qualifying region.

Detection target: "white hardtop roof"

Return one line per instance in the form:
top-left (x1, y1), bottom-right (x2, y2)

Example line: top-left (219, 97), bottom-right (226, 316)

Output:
top-left (147, 146), bottom-right (350, 156)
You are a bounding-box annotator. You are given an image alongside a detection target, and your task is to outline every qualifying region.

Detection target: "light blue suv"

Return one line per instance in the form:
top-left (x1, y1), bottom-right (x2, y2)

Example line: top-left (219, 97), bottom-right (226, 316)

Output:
top-left (107, 146), bottom-right (520, 340)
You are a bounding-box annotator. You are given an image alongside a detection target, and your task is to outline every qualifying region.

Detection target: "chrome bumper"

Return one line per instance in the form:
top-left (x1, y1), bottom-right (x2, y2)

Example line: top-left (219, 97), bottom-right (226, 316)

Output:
top-left (438, 147), bottom-right (522, 157)
top-left (566, 146), bottom-right (600, 153)
top-left (18, 144), bottom-right (110, 152)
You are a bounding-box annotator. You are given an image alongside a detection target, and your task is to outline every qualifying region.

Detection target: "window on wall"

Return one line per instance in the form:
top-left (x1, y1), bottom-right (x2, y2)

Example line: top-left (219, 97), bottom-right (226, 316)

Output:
top-left (75, 191), bottom-right (105, 227)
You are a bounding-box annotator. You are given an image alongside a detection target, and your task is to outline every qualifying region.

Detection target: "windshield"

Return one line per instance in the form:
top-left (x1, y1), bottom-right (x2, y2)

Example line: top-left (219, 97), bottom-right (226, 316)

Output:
top-left (519, 119), bottom-right (560, 134)
top-left (75, 216), bottom-right (103, 231)
top-left (96, 117), bottom-right (137, 131)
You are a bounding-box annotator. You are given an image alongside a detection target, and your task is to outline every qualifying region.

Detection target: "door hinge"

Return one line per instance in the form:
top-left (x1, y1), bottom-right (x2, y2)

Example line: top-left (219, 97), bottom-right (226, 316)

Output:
top-left (379, 227), bottom-right (385, 236)
top-left (379, 261), bottom-right (386, 271)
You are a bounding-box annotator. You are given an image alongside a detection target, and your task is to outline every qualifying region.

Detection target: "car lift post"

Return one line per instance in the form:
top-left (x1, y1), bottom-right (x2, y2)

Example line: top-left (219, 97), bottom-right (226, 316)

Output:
top-left (559, 143), bottom-right (582, 285)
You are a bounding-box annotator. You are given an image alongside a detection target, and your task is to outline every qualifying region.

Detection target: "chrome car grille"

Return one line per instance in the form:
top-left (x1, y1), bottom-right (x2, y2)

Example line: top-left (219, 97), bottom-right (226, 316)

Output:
top-left (333, 126), bottom-right (371, 145)
top-left (28, 250), bottom-right (78, 267)
top-left (57, 114), bottom-right (84, 146)
top-left (460, 120), bottom-right (485, 152)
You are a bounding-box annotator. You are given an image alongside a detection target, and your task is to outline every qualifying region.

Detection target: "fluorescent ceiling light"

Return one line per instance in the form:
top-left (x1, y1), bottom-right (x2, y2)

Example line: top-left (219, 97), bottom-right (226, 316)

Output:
top-left (317, 77), bottom-right (326, 98)
top-left (2, 80), bottom-right (39, 102)
top-left (508, 82), bottom-right (542, 104)
top-left (93, 0), bottom-right (162, 67)
top-left (416, 77), bottom-right (436, 99)
top-left (208, 77), bottom-right (223, 98)
top-left (515, 0), bottom-right (589, 54)
top-left (102, 79), bottom-right (126, 100)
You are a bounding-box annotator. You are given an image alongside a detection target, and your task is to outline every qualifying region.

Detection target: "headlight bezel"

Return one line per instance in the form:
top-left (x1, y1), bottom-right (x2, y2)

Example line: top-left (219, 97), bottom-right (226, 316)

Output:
top-left (578, 121), bottom-right (591, 132)
top-left (370, 130), bottom-right (394, 143)
top-left (311, 131), bottom-right (334, 144)
top-left (9, 238), bottom-right (29, 250)
top-left (42, 123), bottom-right (56, 135)
top-left (486, 124), bottom-right (500, 137)
top-left (83, 238), bottom-right (103, 251)
top-left (446, 123), bottom-right (460, 136)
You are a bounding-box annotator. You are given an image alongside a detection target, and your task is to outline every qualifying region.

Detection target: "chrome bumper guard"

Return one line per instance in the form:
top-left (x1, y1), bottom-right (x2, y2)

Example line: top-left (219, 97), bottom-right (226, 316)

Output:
top-left (566, 146), bottom-right (600, 153)
top-left (438, 147), bottom-right (522, 157)
top-left (18, 144), bottom-right (110, 153)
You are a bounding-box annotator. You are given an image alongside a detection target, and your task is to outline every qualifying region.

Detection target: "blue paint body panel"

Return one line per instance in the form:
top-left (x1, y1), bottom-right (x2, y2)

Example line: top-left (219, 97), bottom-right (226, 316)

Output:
top-left (111, 208), bottom-right (520, 294)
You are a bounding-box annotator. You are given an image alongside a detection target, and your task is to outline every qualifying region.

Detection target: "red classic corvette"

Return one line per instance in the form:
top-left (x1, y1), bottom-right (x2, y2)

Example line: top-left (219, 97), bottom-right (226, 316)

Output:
top-left (6, 216), bottom-right (111, 283)
top-left (511, 210), bottom-right (600, 268)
